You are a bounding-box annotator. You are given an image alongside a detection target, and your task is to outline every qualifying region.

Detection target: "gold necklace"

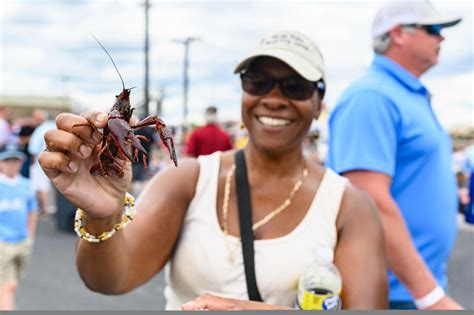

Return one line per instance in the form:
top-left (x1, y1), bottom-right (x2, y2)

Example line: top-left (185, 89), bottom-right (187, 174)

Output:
top-left (221, 160), bottom-right (308, 262)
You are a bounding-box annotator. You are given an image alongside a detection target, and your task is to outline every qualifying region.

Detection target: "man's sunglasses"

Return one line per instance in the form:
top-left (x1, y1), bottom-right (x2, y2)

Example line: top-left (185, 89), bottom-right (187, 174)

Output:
top-left (240, 72), bottom-right (325, 101)
top-left (404, 24), bottom-right (443, 37)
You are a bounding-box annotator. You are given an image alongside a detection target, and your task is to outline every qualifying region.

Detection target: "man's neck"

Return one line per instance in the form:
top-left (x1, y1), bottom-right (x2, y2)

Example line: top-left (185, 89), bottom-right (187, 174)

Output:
top-left (383, 51), bottom-right (426, 78)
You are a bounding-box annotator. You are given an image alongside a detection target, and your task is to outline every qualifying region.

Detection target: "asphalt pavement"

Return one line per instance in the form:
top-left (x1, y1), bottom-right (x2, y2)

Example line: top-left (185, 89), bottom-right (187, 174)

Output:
top-left (16, 213), bottom-right (474, 310)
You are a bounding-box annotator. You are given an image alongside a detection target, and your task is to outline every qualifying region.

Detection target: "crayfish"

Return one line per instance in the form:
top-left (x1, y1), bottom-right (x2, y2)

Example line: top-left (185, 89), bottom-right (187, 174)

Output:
top-left (74, 37), bottom-right (177, 178)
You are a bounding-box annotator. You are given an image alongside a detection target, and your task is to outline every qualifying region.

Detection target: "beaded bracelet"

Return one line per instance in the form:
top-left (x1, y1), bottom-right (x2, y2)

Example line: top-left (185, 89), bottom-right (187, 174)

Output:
top-left (74, 192), bottom-right (137, 243)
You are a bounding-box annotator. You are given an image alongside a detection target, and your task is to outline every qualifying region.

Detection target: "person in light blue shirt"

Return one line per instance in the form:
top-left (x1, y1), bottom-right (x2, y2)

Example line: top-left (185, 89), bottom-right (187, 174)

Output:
top-left (0, 145), bottom-right (37, 310)
top-left (327, 0), bottom-right (463, 310)
top-left (28, 115), bottom-right (56, 215)
top-left (464, 144), bottom-right (474, 224)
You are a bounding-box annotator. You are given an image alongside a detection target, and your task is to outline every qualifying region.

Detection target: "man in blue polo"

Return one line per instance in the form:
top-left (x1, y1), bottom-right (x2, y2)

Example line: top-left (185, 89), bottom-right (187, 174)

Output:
top-left (327, 0), bottom-right (463, 310)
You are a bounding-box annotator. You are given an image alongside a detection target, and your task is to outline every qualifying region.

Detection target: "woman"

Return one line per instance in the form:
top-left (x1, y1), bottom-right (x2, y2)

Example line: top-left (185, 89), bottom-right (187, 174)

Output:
top-left (39, 30), bottom-right (387, 310)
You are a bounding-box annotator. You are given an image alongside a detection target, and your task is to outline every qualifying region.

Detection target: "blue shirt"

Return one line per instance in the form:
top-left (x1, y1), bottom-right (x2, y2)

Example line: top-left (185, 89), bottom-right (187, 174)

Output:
top-left (326, 54), bottom-right (458, 301)
top-left (28, 120), bottom-right (57, 156)
top-left (0, 174), bottom-right (37, 242)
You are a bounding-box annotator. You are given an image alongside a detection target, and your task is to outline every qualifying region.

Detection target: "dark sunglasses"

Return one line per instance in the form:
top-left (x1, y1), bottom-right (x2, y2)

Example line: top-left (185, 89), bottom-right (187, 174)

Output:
top-left (240, 72), bottom-right (325, 101)
top-left (404, 24), bottom-right (443, 37)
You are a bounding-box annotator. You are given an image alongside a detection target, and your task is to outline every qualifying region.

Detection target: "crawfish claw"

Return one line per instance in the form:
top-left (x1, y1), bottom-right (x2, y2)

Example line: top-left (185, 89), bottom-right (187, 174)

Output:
top-left (114, 132), bottom-right (135, 162)
top-left (166, 138), bottom-right (178, 167)
top-left (127, 132), bottom-right (148, 157)
top-left (159, 126), bottom-right (178, 167)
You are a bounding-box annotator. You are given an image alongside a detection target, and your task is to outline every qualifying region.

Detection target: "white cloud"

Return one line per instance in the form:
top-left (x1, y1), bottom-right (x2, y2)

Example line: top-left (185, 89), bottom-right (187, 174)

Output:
top-left (1, 0), bottom-right (472, 130)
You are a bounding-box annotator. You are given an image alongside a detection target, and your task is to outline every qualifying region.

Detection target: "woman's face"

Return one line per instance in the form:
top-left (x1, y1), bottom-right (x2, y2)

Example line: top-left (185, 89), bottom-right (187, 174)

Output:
top-left (241, 57), bottom-right (321, 153)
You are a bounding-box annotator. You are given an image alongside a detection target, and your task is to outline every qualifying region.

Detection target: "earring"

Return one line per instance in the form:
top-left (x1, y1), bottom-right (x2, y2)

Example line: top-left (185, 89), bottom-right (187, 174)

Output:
top-left (240, 122), bottom-right (246, 130)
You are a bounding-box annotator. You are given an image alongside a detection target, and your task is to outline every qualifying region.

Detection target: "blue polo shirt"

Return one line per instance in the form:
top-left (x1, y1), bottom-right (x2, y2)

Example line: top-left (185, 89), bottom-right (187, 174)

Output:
top-left (327, 54), bottom-right (458, 302)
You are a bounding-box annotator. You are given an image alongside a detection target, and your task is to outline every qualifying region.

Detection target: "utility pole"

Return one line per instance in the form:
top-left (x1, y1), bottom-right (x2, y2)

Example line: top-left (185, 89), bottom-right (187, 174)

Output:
top-left (143, 0), bottom-right (151, 117)
top-left (156, 87), bottom-right (165, 117)
top-left (60, 75), bottom-right (70, 99)
top-left (173, 37), bottom-right (199, 126)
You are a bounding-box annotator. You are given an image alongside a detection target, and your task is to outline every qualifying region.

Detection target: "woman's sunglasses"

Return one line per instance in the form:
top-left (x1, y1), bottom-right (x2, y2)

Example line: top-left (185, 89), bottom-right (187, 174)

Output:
top-left (240, 72), bottom-right (325, 101)
top-left (404, 24), bottom-right (443, 37)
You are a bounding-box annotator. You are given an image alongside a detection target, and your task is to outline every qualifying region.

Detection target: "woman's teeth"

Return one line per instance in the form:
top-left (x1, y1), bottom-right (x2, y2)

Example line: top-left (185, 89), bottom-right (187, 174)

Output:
top-left (258, 116), bottom-right (291, 126)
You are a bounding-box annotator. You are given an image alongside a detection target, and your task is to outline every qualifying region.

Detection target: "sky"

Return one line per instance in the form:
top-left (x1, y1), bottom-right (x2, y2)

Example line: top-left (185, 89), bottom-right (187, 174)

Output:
top-left (1, 0), bottom-right (473, 129)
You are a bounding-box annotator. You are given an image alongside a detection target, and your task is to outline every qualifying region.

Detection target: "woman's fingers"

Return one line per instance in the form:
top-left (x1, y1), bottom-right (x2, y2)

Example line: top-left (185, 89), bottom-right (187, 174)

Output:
top-left (40, 111), bottom-right (107, 179)
top-left (39, 150), bottom-right (79, 177)
top-left (44, 129), bottom-right (94, 159)
top-left (181, 294), bottom-right (288, 311)
top-left (80, 111), bottom-right (109, 128)
top-left (55, 112), bottom-right (104, 146)
top-left (181, 294), bottom-right (239, 311)
top-left (81, 110), bottom-right (137, 126)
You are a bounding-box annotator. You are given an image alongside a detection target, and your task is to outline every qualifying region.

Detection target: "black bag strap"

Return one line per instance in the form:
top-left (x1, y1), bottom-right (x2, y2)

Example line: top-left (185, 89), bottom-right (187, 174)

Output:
top-left (234, 149), bottom-right (263, 302)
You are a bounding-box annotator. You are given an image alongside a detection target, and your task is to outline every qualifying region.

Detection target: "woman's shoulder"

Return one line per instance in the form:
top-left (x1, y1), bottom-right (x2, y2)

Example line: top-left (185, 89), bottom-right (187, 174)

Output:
top-left (170, 156), bottom-right (200, 174)
top-left (336, 179), bottom-right (381, 229)
top-left (216, 149), bottom-right (238, 172)
top-left (155, 157), bottom-right (201, 193)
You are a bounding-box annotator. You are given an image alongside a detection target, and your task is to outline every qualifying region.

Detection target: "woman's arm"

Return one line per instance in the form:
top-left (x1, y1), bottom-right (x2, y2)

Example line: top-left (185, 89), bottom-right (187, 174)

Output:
top-left (334, 185), bottom-right (388, 309)
top-left (76, 158), bottom-right (200, 294)
top-left (40, 111), bottom-right (200, 295)
top-left (344, 170), bottom-right (462, 309)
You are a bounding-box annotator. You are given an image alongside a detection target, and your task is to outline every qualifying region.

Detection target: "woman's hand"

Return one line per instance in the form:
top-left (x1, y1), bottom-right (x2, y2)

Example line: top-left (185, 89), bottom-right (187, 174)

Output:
top-left (39, 111), bottom-right (132, 218)
top-left (181, 294), bottom-right (293, 311)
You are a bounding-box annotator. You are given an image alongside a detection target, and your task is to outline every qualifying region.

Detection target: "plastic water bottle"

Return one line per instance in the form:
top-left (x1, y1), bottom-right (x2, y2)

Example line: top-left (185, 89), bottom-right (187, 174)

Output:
top-left (296, 249), bottom-right (342, 310)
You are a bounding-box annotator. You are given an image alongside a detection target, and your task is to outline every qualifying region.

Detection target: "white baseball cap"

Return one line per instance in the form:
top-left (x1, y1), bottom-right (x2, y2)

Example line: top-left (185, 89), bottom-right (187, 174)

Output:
top-left (372, 0), bottom-right (462, 38)
top-left (234, 30), bottom-right (326, 82)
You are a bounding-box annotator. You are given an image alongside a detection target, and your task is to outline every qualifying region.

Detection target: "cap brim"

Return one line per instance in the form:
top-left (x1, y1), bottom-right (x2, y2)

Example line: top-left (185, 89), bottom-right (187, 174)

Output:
top-left (0, 151), bottom-right (26, 161)
top-left (420, 16), bottom-right (462, 27)
top-left (234, 49), bottom-right (324, 82)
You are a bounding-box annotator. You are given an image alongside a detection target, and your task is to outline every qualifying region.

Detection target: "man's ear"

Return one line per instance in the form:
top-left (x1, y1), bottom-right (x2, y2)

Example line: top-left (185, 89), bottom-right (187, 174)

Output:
top-left (389, 26), bottom-right (406, 47)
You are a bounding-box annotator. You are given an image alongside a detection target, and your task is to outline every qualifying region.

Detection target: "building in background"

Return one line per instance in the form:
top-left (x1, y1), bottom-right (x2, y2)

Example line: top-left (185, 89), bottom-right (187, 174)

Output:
top-left (0, 96), bottom-right (73, 120)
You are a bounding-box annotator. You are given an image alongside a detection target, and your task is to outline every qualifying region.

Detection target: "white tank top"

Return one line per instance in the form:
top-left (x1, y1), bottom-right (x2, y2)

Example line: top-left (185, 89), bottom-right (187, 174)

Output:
top-left (164, 152), bottom-right (348, 310)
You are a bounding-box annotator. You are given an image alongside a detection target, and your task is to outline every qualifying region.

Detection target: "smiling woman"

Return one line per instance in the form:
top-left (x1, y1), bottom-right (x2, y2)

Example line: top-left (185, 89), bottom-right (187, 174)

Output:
top-left (38, 30), bottom-right (388, 310)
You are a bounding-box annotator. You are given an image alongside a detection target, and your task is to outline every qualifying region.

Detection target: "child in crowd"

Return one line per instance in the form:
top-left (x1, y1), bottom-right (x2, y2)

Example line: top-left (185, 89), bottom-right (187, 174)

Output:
top-left (0, 144), bottom-right (37, 310)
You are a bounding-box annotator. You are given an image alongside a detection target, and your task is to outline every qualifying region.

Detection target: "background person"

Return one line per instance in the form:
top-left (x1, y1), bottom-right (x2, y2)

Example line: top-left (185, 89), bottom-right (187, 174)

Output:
top-left (0, 144), bottom-right (38, 310)
top-left (463, 141), bottom-right (474, 223)
top-left (326, 0), bottom-right (463, 310)
top-left (17, 125), bottom-right (35, 178)
top-left (183, 105), bottom-right (233, 157)
top-left (39, 30), bottom-right (387, 310)
top-left (131, 124), bottom-right (155, 180)
top-left (0, 107), bottom-right (14, 147)
top-left (28, 111), bottom-right (56, 215)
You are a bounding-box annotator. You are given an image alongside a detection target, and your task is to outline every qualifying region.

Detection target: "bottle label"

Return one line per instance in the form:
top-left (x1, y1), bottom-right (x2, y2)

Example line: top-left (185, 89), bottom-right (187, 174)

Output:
top-left (299, 289), bottom-right (341, 310)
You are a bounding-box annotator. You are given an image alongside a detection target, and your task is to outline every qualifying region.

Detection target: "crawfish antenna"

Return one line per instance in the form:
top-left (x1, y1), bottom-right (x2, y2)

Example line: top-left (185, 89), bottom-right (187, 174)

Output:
top-left (92, 34), bottom-right (125, 90)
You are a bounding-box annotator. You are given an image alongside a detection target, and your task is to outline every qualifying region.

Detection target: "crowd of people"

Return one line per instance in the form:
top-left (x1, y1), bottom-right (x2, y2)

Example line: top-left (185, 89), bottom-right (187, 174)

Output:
top-left (1, 0), bottom-right (472, 311)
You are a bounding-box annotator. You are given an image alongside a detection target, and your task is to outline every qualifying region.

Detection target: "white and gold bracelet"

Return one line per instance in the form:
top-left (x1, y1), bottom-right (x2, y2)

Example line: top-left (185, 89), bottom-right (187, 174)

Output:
top-left (74, 192), bottom-right (137, 243)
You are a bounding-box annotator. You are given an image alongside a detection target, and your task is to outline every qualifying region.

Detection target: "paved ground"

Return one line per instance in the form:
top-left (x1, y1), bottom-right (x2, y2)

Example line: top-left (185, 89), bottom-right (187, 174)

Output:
top-left (16, 215), bottom-right (166, 310)
top-left (16, 213), bottom-right (474, 310)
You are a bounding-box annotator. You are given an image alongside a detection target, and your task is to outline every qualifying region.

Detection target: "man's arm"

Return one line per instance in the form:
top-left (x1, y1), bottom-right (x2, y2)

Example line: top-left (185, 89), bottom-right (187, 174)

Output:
top-left (344, 170), bottom-right (462, 309)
